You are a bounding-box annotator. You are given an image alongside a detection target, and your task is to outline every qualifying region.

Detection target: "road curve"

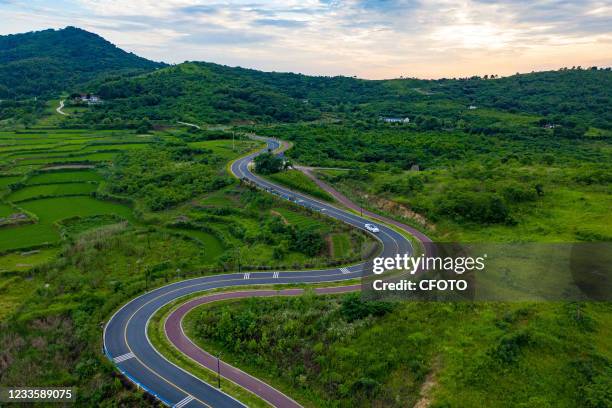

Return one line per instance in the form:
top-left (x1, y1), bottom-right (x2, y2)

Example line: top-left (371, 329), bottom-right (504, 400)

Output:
top-left (103, 137), bottom-right (415, 407)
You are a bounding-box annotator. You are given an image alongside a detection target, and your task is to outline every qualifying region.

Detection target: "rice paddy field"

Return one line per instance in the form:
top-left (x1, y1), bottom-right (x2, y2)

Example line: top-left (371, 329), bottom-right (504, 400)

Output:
top-left (0, 129), bottom-right (146, 254)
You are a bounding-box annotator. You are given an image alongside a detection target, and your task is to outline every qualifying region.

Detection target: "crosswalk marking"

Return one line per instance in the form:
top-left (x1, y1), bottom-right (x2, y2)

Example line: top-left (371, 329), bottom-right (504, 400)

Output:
top-left (243, 272), bottom-right (250, 279)
top-left (113, 352), bottom-right (135, 363)
top-left (174, 395), bottom-right (194, 408)
top-left (273, 271), bottom-right (279, 279)
top-left (340, 267), bottom-right (350, 274)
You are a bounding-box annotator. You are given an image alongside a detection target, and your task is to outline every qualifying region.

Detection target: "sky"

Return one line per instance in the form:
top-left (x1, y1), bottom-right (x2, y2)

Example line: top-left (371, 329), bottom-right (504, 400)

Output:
top-left (1, 0), bottom-right (611, 79)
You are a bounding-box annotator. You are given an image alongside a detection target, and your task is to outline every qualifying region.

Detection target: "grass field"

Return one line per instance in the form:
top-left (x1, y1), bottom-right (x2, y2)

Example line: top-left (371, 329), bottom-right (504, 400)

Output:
top-left (266, 169), bottom-right (334, 202)
top-left (0, 176), bottom-right (21, 189)
top-left (0, 196), bottom-right (134, 251)
top-left (0, 202), bottom-right (15, 217)
top-left (0, 248), bottom-right (58, 273)
top-left (25, 170), bottom-right (103, 184)
top-left (169, 227), bottom-right (225, 262)
top-left (188, 139), bottom-right (261, 161)
top-left (330, 233), bottom-right (351, 258)
top-left (274, 207), bottom-right (325, 229)
top-left (7, 182), bottom-right (97, 202)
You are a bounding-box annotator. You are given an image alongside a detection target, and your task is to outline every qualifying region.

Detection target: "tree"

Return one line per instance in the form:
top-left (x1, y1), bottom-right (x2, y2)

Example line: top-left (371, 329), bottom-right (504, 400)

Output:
top-left (254, 153), bottom-right (284, 175)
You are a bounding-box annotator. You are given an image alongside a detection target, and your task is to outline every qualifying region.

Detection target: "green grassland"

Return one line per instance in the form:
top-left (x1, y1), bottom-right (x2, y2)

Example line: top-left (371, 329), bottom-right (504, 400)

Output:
top-left (0, 247), bottom-right (58, 273)
top-left (0, 175), bottom-right (22, 189)
top-left (25, 170), bottom-right (103, 184)
top-left (7, 182), bottom-right (98, 202)
top-left (0, 202), bottom-right (16, 217)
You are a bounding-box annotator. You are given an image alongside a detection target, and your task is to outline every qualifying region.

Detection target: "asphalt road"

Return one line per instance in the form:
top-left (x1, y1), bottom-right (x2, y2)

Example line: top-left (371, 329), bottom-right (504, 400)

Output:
top-left (103, 137), bottom-right (413, 407)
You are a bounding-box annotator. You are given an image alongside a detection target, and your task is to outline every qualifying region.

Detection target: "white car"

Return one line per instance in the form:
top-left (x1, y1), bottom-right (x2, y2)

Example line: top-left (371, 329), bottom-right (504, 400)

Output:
top-left (365, 223), bottom-right (380, 233)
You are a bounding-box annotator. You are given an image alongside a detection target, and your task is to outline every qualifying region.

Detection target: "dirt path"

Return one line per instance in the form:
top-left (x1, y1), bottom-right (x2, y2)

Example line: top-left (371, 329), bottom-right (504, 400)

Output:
top-left (56, 99), bottom-right (67, 116)
top-left (177, 121), bottom-right (201, 129)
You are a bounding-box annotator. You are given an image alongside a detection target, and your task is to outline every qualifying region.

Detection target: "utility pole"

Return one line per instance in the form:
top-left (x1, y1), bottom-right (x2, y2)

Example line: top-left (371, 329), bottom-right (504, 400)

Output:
top-left (136, 259), bottom-right (143, 289)
top-left (145, 268), bottom-right (148, 291)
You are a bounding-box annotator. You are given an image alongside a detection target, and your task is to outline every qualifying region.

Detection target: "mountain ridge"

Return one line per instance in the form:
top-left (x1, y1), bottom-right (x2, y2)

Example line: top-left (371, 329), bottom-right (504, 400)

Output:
top-left (0, 26), bottom-right (164, 98)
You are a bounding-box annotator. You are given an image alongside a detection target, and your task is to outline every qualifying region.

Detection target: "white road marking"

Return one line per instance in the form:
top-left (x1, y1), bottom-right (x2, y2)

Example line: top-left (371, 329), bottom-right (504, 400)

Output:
top-left (174, 395), bottom-right (194, 408)
top-left (243, 273), bottom-right (250, 279)
top-left (340, 267), bottom-right (350, 274)
top-left (113, 352), bottom-right (135, 363)
top-left (273, 271), bottom-right (279, 279)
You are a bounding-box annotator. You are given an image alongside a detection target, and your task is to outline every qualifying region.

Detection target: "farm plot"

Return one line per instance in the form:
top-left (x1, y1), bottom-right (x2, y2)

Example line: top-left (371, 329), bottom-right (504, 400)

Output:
top-left (0, 176), bottom-right (22, 189)
top-left (7, 182), bottom-right (98, 202)
top-left (25, 170), bottom-right (103, 185)
top-left (17, 152), bottom-right (117, 166)
top-left (274, 207), bottom-right (325, 229)
top-left (0, 196), bottom-right (134, 252)
top-left (0, 202), bottom-right (15, 217)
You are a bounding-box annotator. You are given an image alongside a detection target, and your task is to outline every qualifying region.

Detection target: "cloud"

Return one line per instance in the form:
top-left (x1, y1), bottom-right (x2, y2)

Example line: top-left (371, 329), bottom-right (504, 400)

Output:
top-left (178, 4), bottom-right (219, 15)
top-left (253, 18), bottom-right (308, 27)
top-left (0, 0), bottom-right (610, 78)
top-left (181, 29), bottom-right (275, 45)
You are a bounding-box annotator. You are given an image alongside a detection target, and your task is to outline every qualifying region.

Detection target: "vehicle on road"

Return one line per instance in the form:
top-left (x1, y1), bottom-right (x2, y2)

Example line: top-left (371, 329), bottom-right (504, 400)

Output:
top-left (365, 223), bottom-right (380, 233)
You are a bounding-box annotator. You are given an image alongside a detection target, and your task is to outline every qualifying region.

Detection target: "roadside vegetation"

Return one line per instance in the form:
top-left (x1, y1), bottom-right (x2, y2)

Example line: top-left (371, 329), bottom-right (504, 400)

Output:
top-left (185, 294), bottom-right (612, 408)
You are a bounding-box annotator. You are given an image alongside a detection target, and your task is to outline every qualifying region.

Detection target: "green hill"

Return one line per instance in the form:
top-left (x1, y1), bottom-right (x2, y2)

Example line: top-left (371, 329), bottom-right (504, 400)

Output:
top-left (87, 60), bottom-right (611, 127)
top-left (0, 26), bottom-right (164, 98)
top-left (0, 27), bottom-right (609, 129)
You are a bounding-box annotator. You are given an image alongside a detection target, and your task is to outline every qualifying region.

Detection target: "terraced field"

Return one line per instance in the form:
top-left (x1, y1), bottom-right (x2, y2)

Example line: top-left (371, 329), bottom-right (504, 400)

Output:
top-left (0, 129), bottom-right (147, 254)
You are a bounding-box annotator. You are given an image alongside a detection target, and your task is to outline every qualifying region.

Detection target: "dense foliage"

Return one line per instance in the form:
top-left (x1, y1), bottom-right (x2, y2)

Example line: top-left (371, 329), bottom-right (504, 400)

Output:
top-left (423, 68), bottom-right (612, 129)
top-left (188, 295), bottom-right (612, 407)
top-left (0, 27), bottom-right (163, 98)
top-left (107, 142), bottom-right (232, 210)
top-left (255, 120), bottom-right (611, 238)
top-left (81, 49), bottom-right (611, 129)
top-left (253, 152), bottom-right (284, 174)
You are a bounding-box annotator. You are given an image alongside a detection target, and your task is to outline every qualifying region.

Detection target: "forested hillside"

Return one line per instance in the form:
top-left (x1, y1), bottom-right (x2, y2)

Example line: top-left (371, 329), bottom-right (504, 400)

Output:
top-left (414, 68), bottom-right (612, 130)
top-left (0, 27), bottom-right (164, 98)
top-left (86, 59), bottom-right (611, 129)
top-left (1, 27), bottom-right (610, 130)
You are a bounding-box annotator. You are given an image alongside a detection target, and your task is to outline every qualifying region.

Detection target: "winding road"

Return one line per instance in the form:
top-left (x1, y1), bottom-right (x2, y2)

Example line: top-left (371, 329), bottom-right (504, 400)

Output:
top-left (103, 137), bottom-right (416, 407)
